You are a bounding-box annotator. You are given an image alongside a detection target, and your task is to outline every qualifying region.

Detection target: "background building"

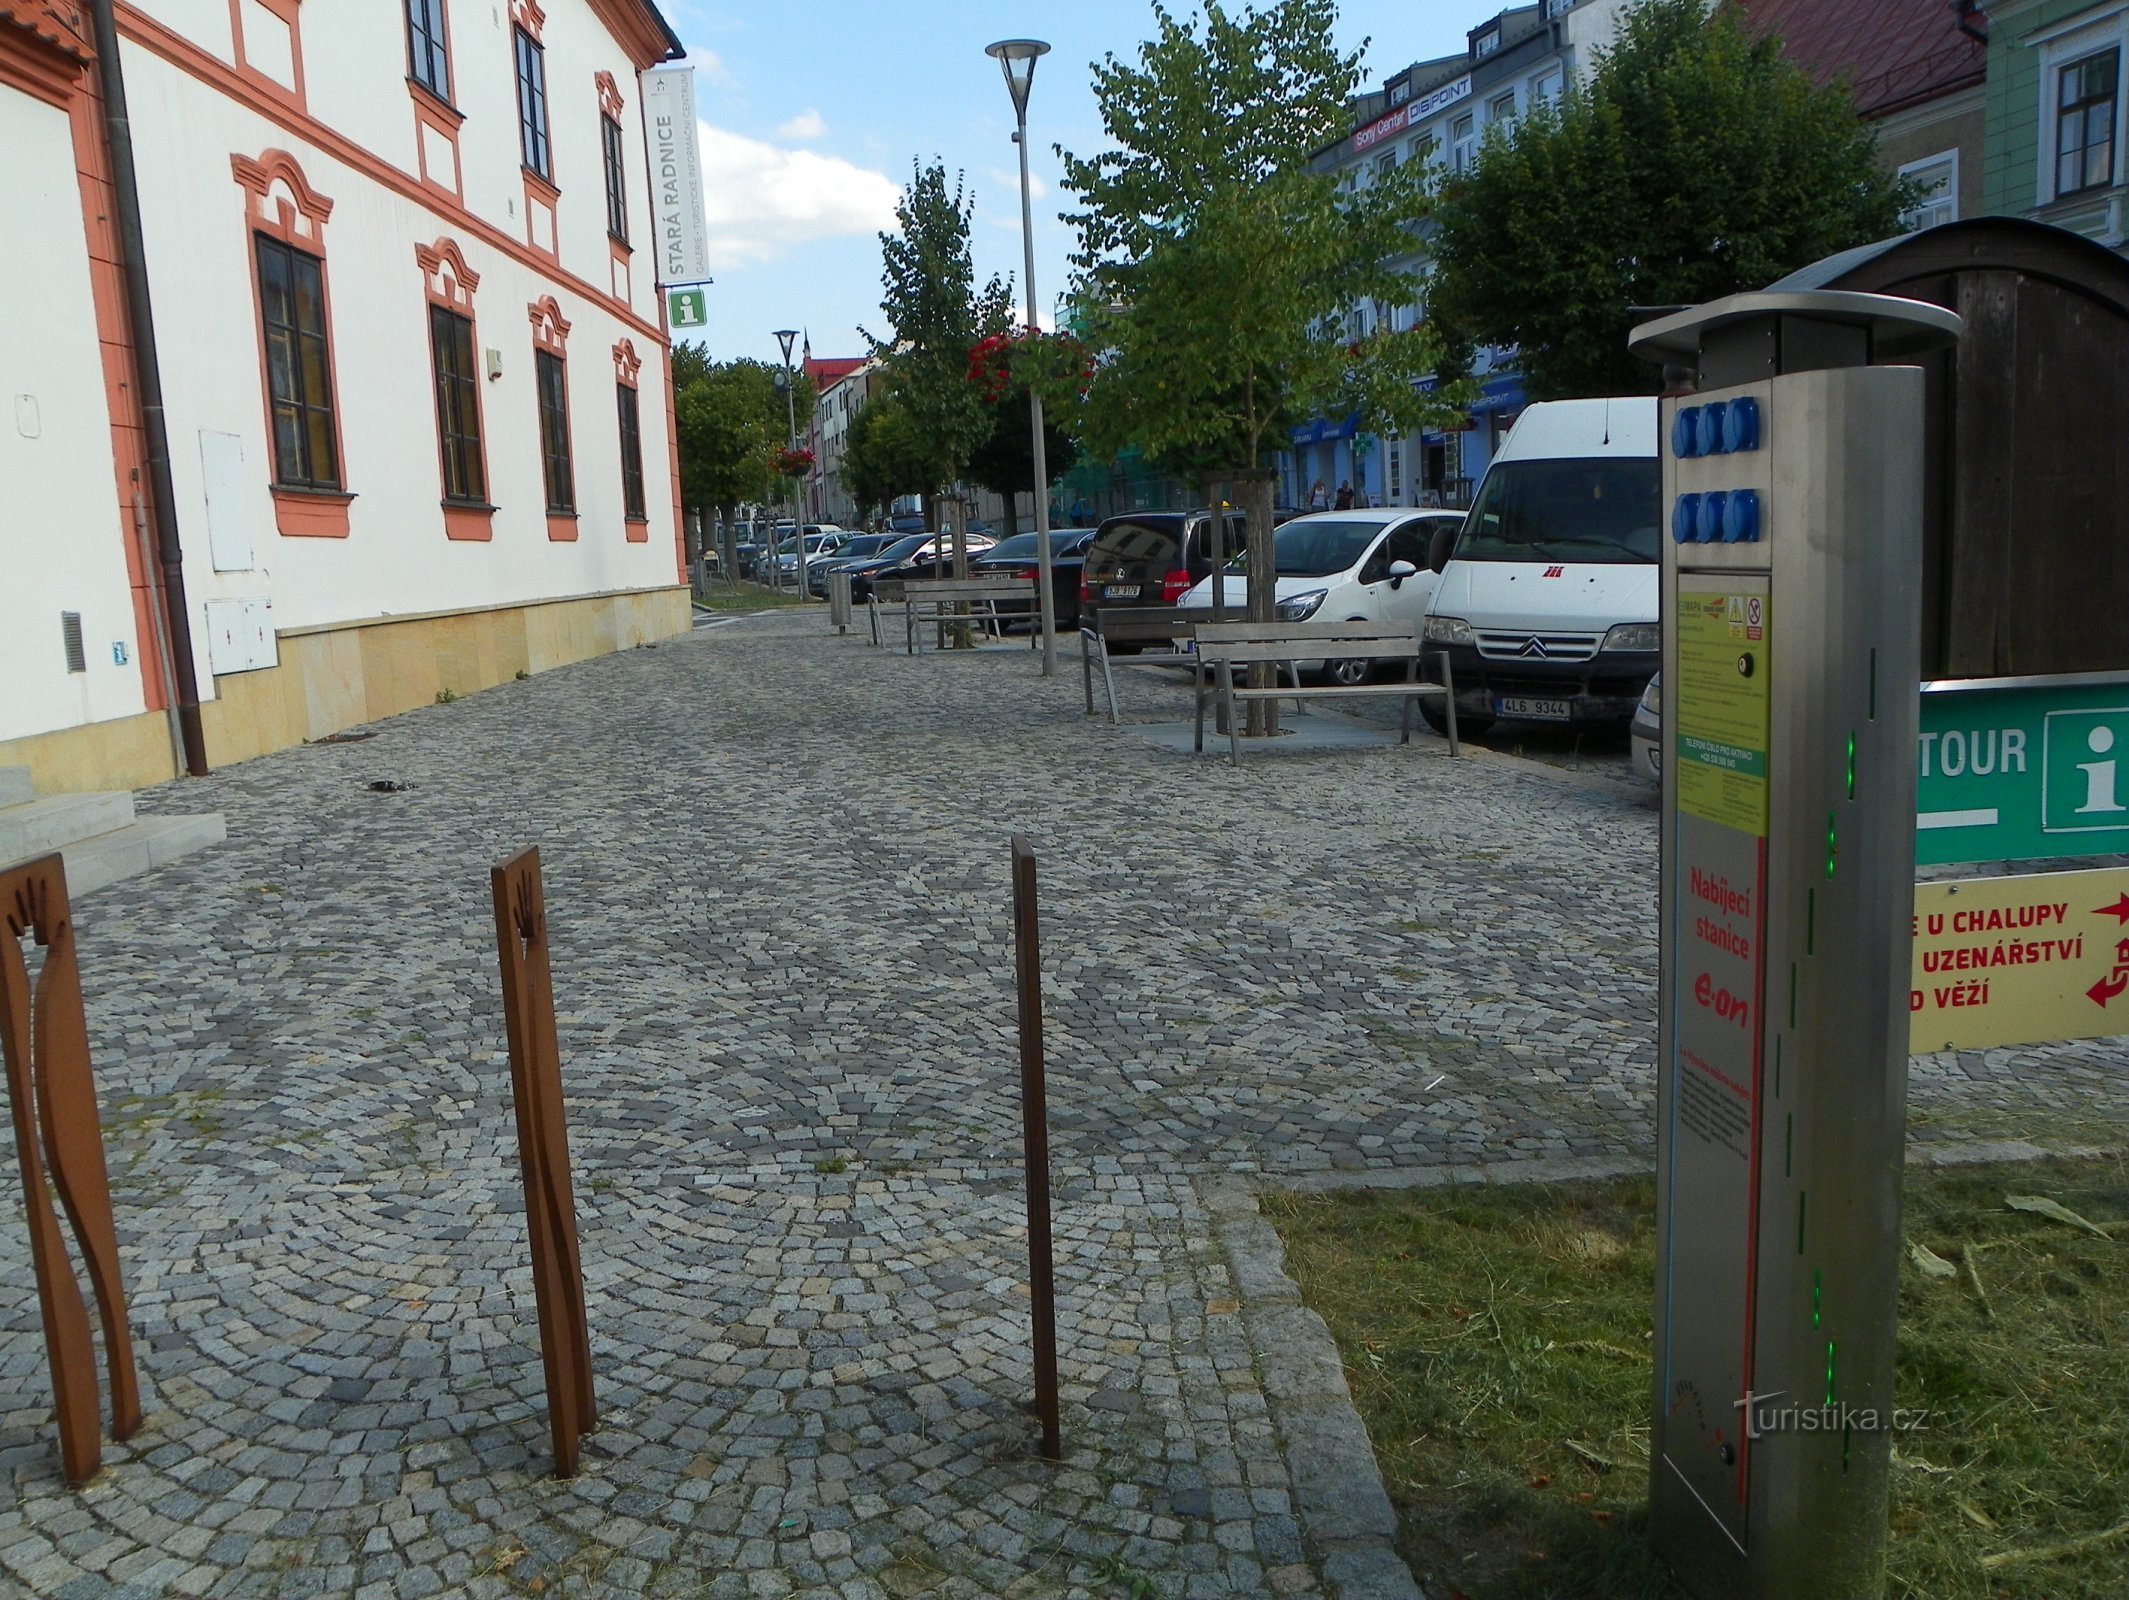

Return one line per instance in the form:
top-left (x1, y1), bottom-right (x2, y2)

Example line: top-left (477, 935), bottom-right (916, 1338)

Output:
top-left (0, 0), bottom-right (689, 796)
top-left (1979, 0), bottom-right (2126, 252)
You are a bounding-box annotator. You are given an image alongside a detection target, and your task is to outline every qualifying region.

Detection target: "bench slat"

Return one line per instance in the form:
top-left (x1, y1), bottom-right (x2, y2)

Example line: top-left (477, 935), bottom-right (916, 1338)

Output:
top-left (1193, 620), bottom-right (1418, 643)
top-left (1200, 640), bottom-right (1428, 663)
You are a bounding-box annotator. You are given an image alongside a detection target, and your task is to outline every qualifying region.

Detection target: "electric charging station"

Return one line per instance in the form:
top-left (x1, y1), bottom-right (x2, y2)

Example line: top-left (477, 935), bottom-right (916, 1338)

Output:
top-left (1627, 292), bottom-right (1962, 1598)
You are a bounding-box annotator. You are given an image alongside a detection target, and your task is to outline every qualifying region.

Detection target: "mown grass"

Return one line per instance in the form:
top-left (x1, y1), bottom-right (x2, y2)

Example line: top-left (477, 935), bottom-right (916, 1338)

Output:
top-left (693, 583), bottom-right (812, 611)
top-left (1264, 1157), bottom-right (2128, 1600)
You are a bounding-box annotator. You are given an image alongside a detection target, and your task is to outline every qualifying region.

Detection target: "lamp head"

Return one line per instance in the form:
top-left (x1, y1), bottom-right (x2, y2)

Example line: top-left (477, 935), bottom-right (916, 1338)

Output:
top-left (985, 38), bottom-right (1049, 119)
top-left (772, 328), bottom-right (799, 364)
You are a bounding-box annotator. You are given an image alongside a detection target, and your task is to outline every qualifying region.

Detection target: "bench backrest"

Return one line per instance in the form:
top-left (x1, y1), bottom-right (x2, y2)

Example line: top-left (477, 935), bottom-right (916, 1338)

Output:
top-left (1192, 619), bottom-right (1422, 664)
top-left (1086, 606), bottom-right (1197, 646)
top-left (872, 579), bottom-right (907, 603)
top-left (901, 578), bottom-right (1034, 601)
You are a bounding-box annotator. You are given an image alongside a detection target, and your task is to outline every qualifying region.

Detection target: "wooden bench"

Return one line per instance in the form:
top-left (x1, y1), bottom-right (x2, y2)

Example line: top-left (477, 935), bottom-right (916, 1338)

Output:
top-left (1079, 607), bottom-right (1199, 723)
top-left (884, 577), bottom-right (1037, 655)
top-left (865, 578), bottom-right (905, 647)
top-left (1189, 620), bottom-right (1460, 766)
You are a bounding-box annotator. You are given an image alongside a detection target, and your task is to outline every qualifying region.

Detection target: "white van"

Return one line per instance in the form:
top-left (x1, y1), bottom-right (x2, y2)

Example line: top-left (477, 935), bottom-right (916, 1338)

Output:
top-left (1420, 397), bottom-right (1661, 734)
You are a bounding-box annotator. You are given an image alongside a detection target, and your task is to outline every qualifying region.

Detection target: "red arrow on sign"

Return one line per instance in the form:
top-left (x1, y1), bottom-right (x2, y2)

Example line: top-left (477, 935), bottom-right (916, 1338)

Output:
top-left (2095, 895), bottom-right (2129, 925)
top-left (2088, 970), bottom-right (2129, 1008)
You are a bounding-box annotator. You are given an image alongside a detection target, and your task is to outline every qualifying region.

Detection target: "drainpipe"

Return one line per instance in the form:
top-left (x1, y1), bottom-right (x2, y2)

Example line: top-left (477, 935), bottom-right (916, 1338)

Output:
top-left (89, 0), bottom-right (209, 777)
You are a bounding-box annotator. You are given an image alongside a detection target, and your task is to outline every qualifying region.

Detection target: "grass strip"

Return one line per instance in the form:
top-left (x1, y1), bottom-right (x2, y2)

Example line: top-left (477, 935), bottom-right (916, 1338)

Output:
top-left (1264, 1156), bottom-right (2127, 1600)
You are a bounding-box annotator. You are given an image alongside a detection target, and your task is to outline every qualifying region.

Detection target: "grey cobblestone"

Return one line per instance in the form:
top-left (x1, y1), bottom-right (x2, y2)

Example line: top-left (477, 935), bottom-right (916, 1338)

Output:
top-left (1, 610), bottom-right (2119, 1597)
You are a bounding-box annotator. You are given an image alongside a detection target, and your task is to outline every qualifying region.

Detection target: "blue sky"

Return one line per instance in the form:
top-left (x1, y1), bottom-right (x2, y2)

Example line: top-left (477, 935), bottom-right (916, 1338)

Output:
top-left (660, 0), bottom-right (1485, 365)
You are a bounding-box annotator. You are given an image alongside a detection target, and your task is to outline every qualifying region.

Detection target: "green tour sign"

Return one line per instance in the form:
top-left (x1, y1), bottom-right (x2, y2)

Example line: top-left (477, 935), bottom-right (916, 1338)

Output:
top-left (1918, 672), bottom-right (2129, 866)
top-left (667, 287), bottom-right (708, 330)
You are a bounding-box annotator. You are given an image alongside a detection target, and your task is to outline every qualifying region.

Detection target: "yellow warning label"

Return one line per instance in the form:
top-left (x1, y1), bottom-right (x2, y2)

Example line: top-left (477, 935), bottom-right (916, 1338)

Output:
top-left (1911, 867), bottom-right (2129, 1052)
top-left (1675, 587), bottom-right (1771, 838)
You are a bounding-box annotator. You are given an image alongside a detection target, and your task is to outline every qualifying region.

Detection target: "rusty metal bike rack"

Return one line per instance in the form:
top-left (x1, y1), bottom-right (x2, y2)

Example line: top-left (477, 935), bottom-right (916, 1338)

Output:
top-left (1011, 837), bottom-right (1062, 1460)
top-left (0, 855), bottom-right (142, 1486)
top-left (489, 847), bottom-right (596, 1477)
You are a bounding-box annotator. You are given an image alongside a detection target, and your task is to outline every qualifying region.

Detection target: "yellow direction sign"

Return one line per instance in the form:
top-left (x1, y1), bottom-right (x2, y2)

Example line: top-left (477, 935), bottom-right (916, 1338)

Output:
top-left (1910, 866), bottom-right (2129, 1052)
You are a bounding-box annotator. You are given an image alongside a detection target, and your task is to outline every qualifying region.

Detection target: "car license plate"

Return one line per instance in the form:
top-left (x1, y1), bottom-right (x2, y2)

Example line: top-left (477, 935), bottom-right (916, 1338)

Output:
top-left (1496, 696), bottom-right (1573, 721)
top-left (1104, 584), bottom-right (1139, 600)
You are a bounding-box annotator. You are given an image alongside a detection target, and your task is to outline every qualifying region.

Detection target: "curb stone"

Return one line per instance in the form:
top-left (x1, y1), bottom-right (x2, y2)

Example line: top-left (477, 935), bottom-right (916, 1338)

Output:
top-left (1200, 1179), bottom-right (1425, 1600)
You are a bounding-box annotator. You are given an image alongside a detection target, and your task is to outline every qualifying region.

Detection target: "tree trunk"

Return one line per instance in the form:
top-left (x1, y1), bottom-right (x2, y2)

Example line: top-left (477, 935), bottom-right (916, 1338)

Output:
top-left (1000, 493), bottom-right (1019, 538)
top-left (1240, 468), bottom-right (1278, 738)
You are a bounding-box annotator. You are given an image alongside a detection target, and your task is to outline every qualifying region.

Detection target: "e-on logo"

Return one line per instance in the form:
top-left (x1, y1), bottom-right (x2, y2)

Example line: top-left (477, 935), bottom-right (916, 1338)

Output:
top-left (2042, 708), bottom-right (2129, 833)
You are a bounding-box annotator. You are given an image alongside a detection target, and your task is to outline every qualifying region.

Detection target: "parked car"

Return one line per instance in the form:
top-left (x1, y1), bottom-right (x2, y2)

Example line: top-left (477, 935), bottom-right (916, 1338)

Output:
top-left (841, 531), bottom-right (1000, 604)
top-left (1079, 509), bottom-right (1251, 632)
top-left (1629, 672), bottom-right (1661, 782)
top-left (1421, 397), bottom-right (1661, 735)
top-left (773, 525), bottom-right (849, 582)
top-left (968, 529), bottom-right (1098, 628)
top-left (807, 533), bottom-right (903, 596)
top-left (886, 510), bottom-right (928, 536)
top-left (1177, 509), bottom-right (1461, 684)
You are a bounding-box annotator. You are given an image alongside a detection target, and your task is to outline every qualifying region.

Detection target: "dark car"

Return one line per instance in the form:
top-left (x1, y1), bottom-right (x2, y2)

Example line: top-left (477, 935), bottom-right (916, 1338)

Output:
top-left (1079, 509), bottom-right (1251, 626)
top-left (806, 533), bottom-right (903, 596)
top-left (886, 510), bottom-right (928, 536)
top-left (842, 531), bottom-right (1001, 604)
top-left (968, 529), bottom-right (1098, 627)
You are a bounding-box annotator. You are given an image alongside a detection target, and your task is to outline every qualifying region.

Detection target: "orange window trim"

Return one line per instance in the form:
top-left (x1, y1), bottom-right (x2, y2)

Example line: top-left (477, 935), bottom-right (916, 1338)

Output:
top-left (546, 512), bottom-right (580, 542)
top-left (233, 150), bottom-right (353, 534)
top-left (114, 4), bottom-right (668, 349)
top-left (443, 503), bottom-right (495, 541)
top-left (225, 0), bottom-right (306, 110)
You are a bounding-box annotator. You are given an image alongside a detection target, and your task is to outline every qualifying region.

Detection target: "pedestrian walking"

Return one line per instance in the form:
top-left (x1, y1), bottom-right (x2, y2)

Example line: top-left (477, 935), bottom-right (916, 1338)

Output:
top-left (1307, 478), bottom-right (1329, 512)
top-left (1333, 480), bottom-right (1354, 510)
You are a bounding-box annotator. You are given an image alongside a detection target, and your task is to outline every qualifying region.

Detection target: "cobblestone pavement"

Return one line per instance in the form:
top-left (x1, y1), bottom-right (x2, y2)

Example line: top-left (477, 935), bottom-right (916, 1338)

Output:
top-left (4, 609), bottom-right (2124, 1599)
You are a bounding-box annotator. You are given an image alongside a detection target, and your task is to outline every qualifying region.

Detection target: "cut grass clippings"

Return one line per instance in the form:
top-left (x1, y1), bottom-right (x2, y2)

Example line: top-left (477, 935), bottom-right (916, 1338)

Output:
top-left (1263, 1156), bottom-right (2128, 1600)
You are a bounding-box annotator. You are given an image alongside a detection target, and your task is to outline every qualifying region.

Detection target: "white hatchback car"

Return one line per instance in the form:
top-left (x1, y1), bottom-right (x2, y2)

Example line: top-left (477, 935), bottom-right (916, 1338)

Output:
top-left (1177, 508), bottom-right (1463, 684)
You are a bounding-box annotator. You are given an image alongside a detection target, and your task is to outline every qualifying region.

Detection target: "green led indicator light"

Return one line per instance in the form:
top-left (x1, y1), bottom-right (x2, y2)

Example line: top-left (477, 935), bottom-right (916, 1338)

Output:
top-left (1825, 1340), bottom-right (1838, 1407)
top-left (1825, 811), bottom-right (1838, 879)
top-left (1846, 733), bottom-right (1857, 800)
top-left (1812, 1268), bottom-right (1821, 1328)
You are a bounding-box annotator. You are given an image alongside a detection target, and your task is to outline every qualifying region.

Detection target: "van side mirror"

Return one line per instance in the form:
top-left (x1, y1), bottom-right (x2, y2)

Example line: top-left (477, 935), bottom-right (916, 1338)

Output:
top-left (1387, 559), bottom-right (1418, 590)
top-left (1427, 523), bottom-right (1457, 574)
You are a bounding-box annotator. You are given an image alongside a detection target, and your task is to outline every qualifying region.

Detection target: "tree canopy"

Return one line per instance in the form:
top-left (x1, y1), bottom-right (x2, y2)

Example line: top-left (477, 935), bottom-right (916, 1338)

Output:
top-left (1425, 0), bottom-right (1914, 399)
top-left (863, 161), bottom-right (1015, 498)
top-left (1058, 0), bottom-right (1467, 483)
top-left (839, 393), bottom-right (936, 519)
top-left (671, 349), bottom-right (816, 519)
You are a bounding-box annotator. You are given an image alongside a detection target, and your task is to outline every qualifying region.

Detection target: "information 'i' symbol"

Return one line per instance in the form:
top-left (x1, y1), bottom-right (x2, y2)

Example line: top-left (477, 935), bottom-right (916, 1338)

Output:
top-left (2077, 725), bottom-right (2129, 815)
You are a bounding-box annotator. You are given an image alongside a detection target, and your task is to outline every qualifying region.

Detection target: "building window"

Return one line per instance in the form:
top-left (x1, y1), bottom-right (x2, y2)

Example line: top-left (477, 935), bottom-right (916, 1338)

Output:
top-left (2056, 50), bottom-right (2119, 198)
top-left (1899, 150), bottom-right (1959, 230)
top-left (253, 235), bottom-right (340, 492)
top-left (617, 383), bottom-right (646, 520)
top-left (1374, 151), bottom-right (1397, 183)
top-left (1451, 113), bottom-right (1475, 171)
top-left (534, 350), bottom-right (574, 513)
top-left (430, 304), bottom-right (485, 503)
top-left (602, 114), bottom-right (628, 241)
top-left (1489, 91), bottom-right (1517, 126)
top-left (1532, 67), bottom-right (1564, 104)
top-left (514, 25), bottom-right (550, 180)
top-left (406, 0), bottom-right (450, 102)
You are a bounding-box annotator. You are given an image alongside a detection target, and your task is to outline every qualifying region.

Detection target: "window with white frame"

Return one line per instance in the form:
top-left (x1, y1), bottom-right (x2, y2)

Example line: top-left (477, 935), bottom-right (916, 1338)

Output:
top-left (1451, 113), bottom-right (1475, 171)
top-left (1375, 151), bottom-right (1397, 183)
top-left (2056, 47), bottom-right (2120, 197)
top-left (1532, 67), bottom-right (1564, 104)
top-left (1898, 150), bottom-right (1959, 230)
top-left (1489, 90), bottom-right (1517, 126)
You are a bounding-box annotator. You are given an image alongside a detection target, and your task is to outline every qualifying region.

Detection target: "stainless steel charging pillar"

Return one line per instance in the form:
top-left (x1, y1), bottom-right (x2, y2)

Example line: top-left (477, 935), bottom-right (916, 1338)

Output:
top-left (1628, 292), bottom-right (1961, 1599)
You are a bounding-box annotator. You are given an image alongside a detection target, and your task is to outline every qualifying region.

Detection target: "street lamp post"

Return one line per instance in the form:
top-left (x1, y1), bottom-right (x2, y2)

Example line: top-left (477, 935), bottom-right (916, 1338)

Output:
top-left (774, 328), bottom-right (803, 598)
top-left (986, 38), bottom-right (1057, 677)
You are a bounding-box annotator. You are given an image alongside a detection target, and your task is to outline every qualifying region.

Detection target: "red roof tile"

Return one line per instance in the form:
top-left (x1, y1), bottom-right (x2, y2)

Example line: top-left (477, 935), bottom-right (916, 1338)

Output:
top-left (1735, 0), bottom-right (1986, 118)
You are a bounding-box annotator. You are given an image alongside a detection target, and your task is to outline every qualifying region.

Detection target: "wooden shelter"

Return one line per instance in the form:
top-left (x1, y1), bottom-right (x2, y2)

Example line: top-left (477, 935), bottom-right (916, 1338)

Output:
top-left (1768, 220), bottom-right (2129, 678)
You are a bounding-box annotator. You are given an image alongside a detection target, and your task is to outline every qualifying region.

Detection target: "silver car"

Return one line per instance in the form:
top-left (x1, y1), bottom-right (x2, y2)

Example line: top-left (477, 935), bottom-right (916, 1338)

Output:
top-left (1629, 672), bottom-right (1661, 783)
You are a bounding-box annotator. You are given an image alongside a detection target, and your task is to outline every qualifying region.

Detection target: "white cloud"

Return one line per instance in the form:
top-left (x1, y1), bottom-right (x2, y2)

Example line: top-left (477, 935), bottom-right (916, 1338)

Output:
top-left (776, 109), bottom-right (828, 141)
top-left (690, 48), bottom-right (735, 89)
top-left (698, 123), bottom-right (901, 268)
top-left (986, 166), bottom-right (1047, 199)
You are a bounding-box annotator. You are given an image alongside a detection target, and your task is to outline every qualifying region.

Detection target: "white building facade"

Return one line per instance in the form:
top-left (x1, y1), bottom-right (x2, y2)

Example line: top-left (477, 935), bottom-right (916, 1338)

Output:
top-left (1286, 0), bottom-right (1631, 509)
top-left (0, 0), bottom-right (689, 795)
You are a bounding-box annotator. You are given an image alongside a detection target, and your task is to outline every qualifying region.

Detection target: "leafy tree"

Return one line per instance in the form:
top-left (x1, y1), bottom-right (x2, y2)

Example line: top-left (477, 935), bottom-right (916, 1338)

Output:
top-left (840, 393), bottom-right (936, 521)
top-left (864, 161), bottom-right (1015, 574)
top-left (1426, 0), bottom-right (1914, 400)
top-left (670, 350), bottom-right (813, 572)
top-left (966, 333), bottom-right (1082, 535)
top-left (1058, 0), bottom-right (1467, 730)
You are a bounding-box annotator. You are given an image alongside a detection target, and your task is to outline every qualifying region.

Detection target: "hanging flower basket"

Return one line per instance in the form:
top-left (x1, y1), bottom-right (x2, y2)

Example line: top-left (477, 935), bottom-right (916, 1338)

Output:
top-left (774, 447), bottom-right (815, 478)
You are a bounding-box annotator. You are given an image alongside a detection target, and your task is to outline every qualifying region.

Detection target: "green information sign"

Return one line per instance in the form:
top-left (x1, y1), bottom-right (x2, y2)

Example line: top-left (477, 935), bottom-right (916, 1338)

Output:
top-left (1675, 585), bottom-right (1772, 838)
top-left (1918, 673), bottom-right (2129, 866)
top-left (667, 287), bottom-right (708, 329)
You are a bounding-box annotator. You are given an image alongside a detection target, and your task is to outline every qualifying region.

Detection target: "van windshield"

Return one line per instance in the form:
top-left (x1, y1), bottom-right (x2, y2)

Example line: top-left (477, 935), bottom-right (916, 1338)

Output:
top-left (1457, 459), bottom-right (1660, 564)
